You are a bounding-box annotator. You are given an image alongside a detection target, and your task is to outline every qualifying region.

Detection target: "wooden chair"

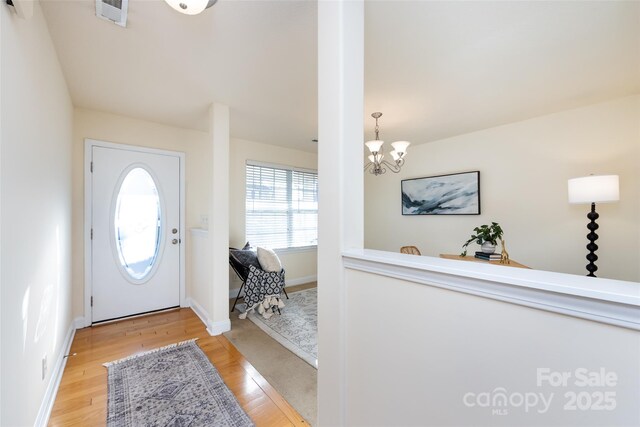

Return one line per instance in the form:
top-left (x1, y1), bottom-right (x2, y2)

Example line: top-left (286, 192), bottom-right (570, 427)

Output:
top-left (400, 246), bottom-right (421, 256)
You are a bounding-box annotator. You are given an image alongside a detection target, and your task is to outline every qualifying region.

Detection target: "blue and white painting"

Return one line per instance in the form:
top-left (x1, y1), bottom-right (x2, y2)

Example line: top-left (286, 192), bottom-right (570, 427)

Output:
top-left (401, 171), bottom-right (480, 215)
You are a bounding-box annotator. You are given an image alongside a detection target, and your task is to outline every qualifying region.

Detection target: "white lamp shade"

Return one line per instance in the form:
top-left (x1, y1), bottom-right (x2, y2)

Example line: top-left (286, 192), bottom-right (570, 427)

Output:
top-left (568, 175), bottom-right (619, 204)
top-left (365, 140), bottom-right (384, 153)
top-left (164, 0), bottom-right (215, 15)
top-left (368, 153), bottom-right (384, 163)
top-left (391, 140), bottom-right (410, 154)
top-left (390, 150), bottom-right (400, 161)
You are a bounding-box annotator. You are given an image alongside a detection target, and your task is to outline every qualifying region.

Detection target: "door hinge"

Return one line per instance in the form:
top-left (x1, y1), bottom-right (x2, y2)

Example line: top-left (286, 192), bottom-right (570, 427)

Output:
top-left (91, 296), bottom-right (93, 307)
top-left (91, 228), bottom-right (93, 240)
top-left (90, 161), bottom-right (93, 173)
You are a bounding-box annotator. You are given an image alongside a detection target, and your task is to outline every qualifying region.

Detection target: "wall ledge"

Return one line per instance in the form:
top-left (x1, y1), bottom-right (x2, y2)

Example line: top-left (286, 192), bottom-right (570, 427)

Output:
top-left (190, 227), bottom-right (209, 237)
top-left (274, 246), bottom-right (317, 255)
top-left (343, 249), bottom-right (640, 330)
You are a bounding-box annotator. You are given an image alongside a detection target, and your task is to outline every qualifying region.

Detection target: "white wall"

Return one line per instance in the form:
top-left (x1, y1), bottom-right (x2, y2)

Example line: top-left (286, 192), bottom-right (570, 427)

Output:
top-left (344, 267), bottom-right (640, 426)
top-left (72, 108), bottom-right (212, 318)
top-left (229, 138), bottom-right (318, 289)
top-left (365, 95), bottom-right (640, 282)
top-left (1, 3), bottom-right (74, 425)
top-left (189, 229), bottom-right (212, 327)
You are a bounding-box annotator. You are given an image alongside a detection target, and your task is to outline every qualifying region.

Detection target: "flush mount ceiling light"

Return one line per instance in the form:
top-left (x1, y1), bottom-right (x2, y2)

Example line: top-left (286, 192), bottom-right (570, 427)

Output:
top-left (364, 112), bottom-right (410, 176)
top-left (164, 0), bottom-right (217, 15)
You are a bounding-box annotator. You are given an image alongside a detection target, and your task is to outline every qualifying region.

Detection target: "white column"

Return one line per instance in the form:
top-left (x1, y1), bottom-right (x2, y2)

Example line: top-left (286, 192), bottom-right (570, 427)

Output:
top-left (317, 0), bottom-right (364, 425)
top-left (208, 103), bottom-right (231, 335)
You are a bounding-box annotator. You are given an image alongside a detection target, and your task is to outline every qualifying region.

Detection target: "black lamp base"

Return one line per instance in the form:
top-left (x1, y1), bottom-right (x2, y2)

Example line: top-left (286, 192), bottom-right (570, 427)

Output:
top-left (585, 202), bottom-right (599, 277)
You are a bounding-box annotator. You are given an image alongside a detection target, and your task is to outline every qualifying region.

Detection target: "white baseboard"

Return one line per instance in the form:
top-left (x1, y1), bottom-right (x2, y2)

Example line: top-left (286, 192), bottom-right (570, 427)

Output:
top-left (35, 316), bottom-right (83, 427)
top-left (208, 319), bottom-right (231, 336)
top-left (287, 274), bottom-right (317, 286)
top-left (187, 297), bottom-right (230, 336)
top-left (74, 317), bottom-right (86, 330)
top-left (229, 274), bottom-right (317, 300)
top-left (187, 297), bottom-right (211, 329)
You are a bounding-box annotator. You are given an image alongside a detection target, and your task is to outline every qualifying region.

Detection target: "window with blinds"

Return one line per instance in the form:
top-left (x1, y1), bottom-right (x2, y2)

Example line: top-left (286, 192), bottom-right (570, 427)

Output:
top-left (246, 162), bottom-right (318, 250)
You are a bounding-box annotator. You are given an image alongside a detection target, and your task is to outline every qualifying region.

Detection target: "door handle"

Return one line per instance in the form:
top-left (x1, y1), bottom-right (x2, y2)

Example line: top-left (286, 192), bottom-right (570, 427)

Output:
top-left (172, 238), bottom-right (179, 245)
top-left (172, 228), bottom-right (178, 234)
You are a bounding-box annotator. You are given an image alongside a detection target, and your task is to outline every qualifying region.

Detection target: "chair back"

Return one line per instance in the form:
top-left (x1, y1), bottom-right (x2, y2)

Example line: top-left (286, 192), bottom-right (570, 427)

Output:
top-left (400, 246), bottom-right (421, 256)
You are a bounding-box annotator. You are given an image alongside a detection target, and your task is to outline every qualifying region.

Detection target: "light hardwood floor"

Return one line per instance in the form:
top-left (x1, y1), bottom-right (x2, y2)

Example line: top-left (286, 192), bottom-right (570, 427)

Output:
top-left (49, 308), bottom-right (308, 426)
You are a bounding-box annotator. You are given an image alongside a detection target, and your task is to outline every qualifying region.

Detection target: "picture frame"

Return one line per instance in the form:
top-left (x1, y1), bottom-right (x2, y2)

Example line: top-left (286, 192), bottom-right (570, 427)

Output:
top-left (401, 171), bottom-right (481, 215)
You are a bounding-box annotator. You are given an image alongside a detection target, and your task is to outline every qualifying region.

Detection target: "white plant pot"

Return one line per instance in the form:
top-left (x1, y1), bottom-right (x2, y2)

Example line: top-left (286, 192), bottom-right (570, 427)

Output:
top-left (481, 242), bottom-right (497, 254)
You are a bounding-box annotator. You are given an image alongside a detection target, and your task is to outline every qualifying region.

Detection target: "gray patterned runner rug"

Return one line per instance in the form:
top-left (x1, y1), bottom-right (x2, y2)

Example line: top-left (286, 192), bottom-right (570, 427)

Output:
top-left (104, 339), bottom-right (254, 427)
top-left (242, 288), bottom-right (317, 368)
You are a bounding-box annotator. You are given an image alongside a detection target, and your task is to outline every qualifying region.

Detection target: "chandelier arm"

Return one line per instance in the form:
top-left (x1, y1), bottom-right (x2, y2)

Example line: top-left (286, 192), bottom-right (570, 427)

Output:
top-left (364, 161), bottom-right (373, 172)
top-left (381, 159), bottom-right (402, 173)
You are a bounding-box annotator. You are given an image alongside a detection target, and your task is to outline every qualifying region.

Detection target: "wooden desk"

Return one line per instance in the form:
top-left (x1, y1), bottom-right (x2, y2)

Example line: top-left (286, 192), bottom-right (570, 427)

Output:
top-left (439, 254), bottom-right (530, 269)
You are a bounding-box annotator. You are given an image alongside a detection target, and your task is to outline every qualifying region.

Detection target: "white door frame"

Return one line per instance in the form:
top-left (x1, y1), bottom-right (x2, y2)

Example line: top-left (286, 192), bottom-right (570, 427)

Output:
top-left (83, 138), bottom-right (186, 327)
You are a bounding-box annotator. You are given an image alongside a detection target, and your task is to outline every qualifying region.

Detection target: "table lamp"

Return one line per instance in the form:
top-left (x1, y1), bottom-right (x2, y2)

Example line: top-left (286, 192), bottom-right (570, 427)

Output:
top-left (568, 175), bottom-right (619, 277)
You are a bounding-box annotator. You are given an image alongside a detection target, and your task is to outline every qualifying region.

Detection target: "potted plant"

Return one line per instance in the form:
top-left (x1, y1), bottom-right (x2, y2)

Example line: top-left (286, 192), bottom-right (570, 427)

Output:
top-left (461, 222), bottom-right (504, 256)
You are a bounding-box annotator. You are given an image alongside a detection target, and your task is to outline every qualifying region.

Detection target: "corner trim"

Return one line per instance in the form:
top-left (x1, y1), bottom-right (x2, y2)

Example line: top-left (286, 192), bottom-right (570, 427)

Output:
top-left (343, 250), bottom-right (640, 331)
top-left (34, 317), bottom-right (83, 427)
top-left (208, 319), bottom-right (231, 336)
top-left (187, 298), bottom-right (230, 336)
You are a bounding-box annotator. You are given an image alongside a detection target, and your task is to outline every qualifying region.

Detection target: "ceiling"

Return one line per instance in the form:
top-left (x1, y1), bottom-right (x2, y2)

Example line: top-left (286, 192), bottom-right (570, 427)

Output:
top-left (41, 1), bottom-right (639, 152)
top-left (364, 1), bottom-right (640, 144)
top-left (40, 0), bottom-right (318, 150)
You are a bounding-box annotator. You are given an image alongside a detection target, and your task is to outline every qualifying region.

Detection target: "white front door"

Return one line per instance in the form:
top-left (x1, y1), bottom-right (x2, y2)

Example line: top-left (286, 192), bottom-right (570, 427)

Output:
top-left (91, 145), bottom-right (181, 323)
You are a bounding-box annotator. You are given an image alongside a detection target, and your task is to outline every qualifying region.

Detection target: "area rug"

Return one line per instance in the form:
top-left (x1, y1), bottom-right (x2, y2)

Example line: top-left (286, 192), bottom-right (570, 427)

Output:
top-left (103, 339), bottom-right (254, 427)
top-left (242, 288), bottom-right (317, 368)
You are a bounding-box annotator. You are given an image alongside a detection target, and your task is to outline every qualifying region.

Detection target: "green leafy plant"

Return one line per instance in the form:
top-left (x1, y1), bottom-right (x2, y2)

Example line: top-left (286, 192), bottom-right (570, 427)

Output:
top-left (460, 222), bottom-right (504, 256)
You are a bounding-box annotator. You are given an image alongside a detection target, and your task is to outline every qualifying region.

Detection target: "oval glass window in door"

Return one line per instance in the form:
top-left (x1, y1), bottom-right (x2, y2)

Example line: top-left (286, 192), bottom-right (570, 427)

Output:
top-left (114, 168), bottom-right (162, 280)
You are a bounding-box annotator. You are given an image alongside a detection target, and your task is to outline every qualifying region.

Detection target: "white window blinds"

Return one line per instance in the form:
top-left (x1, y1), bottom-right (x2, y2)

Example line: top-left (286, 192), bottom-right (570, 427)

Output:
top-left (246, 162), bottom-right (318, 249)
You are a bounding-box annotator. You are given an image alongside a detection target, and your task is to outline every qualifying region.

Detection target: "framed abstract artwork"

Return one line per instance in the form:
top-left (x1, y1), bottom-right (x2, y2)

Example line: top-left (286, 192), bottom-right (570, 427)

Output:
top-left (401, 171), bottom-right (480, 215)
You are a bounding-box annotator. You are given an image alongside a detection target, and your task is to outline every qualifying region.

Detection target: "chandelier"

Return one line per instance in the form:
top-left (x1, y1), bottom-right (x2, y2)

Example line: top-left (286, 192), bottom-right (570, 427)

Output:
top-left (364, 112), bottom-right (410, 175)
top-left (164, 0), bottom-right (218, 15)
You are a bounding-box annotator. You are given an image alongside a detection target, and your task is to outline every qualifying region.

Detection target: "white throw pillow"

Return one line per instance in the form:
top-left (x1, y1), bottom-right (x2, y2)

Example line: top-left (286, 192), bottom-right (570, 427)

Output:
top-left (257, 247), bottom-right (282, 272)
